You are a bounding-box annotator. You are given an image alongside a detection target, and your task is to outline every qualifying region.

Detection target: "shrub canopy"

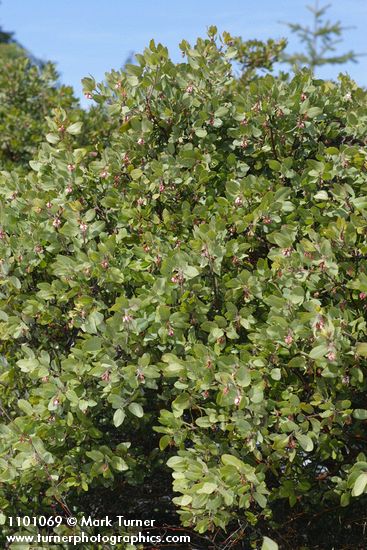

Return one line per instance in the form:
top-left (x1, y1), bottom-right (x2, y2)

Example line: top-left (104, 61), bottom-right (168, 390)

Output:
top-left (1, 29), bottom-right (367, 548)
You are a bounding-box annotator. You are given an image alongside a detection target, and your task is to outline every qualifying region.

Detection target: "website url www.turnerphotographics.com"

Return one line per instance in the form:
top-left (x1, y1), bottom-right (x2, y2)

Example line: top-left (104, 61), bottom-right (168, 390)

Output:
top-left (5, 515), bottom-right (191, 546)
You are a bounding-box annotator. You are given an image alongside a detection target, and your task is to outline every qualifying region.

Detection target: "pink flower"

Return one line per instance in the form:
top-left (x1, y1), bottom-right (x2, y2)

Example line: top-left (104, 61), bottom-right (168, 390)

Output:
top-left (314, 317), bottom-right (325, 331)
top-left (123, 314), bottom-right (133, 323)
top-left (101, 259), bottom-right (109, 269)
top-left (65, 185), bottom-right (73, 194)
top-left (137, 371), bottom-right (145, 381)
top-left (100, 169), bottom-right (109, 179)
top-left (359, 292), bottom-right (367, 300)
top-left (234, 196), bottom-right (243, 206)
top-left (67, 164), bottom-right (75, 172)
top-left (186, 84), bottom-right (194, 93)
top-left (282, 248), bottom-right (293, 257)
top-left (52, 217), bottom-right (61, 228)
top-left (234, 395), bottom-right (241, 405)
top-left (137, 138), bottom-right (145, 146)
top-left (79, 222), bottom-right (88, 233)
top-left (84, 92), bottom-right (93, 99)
top-left (327, 351), bottom-right (336, 362)
top-left (284, 333), bottom-right (293, 345)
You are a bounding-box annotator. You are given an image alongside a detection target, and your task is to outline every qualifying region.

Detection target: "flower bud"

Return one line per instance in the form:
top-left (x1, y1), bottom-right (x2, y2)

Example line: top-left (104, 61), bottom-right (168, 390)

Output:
top-left (284, 333), bottom-right (293, 345)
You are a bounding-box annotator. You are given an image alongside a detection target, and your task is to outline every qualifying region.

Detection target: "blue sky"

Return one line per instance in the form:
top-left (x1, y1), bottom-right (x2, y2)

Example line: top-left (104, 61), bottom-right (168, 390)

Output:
top-left (1, 0), bottom-right (366, 105)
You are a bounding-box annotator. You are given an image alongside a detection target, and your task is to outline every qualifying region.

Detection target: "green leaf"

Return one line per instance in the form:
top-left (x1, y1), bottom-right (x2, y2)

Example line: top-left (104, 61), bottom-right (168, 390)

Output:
top-left (353, 409), bottom-right (367, 420)
top-left (270, 368), bottom-right (281, 381)
top-left (113, 409), bottom-right (126, 427)
top-left (128, 402), bottom-right (144, 418)
top-left (314, 190), bottom-right (328, 201)
top-left (66, 122), bottom-right (83, 135)
top-left (86, 450), bottom-right (104, 462)
top-left (295, 433), bottom-right (314, 452)
top-left (351, 197), bottom-right (367, 210)
top-left (17, 399), bottom-right (33, 415)
top-left (195, 128), bottom-right (207, 138)
top-left (197, 482), bottom-right (217, 494)
top-left (130, 168), bottom-right (143, 180)
top-left (253, 492), bottom-right (267, 508)
top-left (309, 345), bottom-right (328, 359)
top-left (17, 358), bottom-right (39, 373)
top-left (352, 472), bottom-right (367, 497)
top-left (221, 454), bottom-right (245, 471)
top-left (110, 456), bottom-right (128, 471)
top-left (356, 343), bottom-right (367, 357)
top-left (46, 133), bottom-right (59, 144)
top-left (180, 494), bottom-right (192, 506)
top-left (83, 311), bottom-right (104, 334)
top-left (159, 435), bottom-right (172, 451)
top-left (262, 536), bottom-right (279, 550)
top-left (268, 159), bottom-right (281, 171)
top-left (84, 337), bottom-right (102, 352)
top-left (166, 456), bottom-right (184, 469)
top-left (307, 107), bottom-right (322, 118)
top-left (182, 265), bottom-right (199, 279)
top-left (236, 366), bottom-right (251, 387)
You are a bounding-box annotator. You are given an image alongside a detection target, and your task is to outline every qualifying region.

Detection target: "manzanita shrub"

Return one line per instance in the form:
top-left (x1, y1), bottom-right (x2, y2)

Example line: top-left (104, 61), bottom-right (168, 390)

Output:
top-left (1, 28), bottom-right (367, 548)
